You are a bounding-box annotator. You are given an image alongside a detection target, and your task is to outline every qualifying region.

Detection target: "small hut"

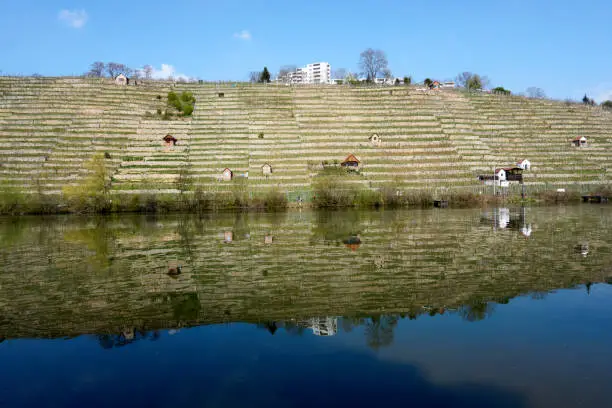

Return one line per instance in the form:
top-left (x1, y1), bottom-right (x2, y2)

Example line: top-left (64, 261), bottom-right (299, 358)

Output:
top-left (222, 168), bottom-right (233, 181)
top-left (224, 231), bottom-right (233, 243)
top-left (163, 134), bottom-right (177, 146)
top-left (343, 236), bottom-right (362, 251)
top-left (341, 154), bottom-right (360, 169)
top-left (262, 163), bottom-right (272, 175)
top-left (264, 235), bottom-right (273, 244)
top-left (517, 159), bottom-right (531, 171)
top-left (572, 136), bottom-right (587, 147)
top-left (114, 74), bottom-right (129, 86)
top-left (369, 134), bottom-right (381, 146)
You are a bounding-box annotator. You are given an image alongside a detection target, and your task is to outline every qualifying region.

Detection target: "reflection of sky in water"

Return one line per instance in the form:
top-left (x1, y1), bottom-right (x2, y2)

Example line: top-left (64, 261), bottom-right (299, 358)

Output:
top-left (1, 285), bottom-right (612, 408)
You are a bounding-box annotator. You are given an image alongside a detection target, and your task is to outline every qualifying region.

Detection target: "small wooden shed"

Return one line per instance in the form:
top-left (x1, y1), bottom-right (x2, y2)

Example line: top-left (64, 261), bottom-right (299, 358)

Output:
top-left (115, 74), bottom-right (129, 86)
top-left (369, 134), bottom-right (381, 146)
top-left (572, 136), bottom-right (587, 147)
top-left (262, 163), bottom-right (272, 175)
top-left (341, 154), bottom-right (360, 168)
top-left (222, 168), bottom-right (233, 181)
top-left (163, 134), bottom-right (177, 146)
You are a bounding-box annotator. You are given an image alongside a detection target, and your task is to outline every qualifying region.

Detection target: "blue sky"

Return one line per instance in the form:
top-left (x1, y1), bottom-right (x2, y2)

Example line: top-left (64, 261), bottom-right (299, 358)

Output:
top-left (1, 0), bottom-right (610, 101)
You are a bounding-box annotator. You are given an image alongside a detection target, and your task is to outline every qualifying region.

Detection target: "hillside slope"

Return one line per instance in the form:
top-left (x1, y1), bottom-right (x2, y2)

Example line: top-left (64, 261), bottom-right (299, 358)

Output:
top-left (1, 77), bottom-right (611, 196)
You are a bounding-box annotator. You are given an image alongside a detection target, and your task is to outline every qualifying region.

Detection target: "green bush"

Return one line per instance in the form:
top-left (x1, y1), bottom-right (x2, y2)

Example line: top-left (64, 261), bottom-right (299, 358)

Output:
top-left (166, 91), bottom-right (196, 117)
top-left (493, 86), bottom-right (511, 95)
top-left (62, 153), bottom-right (111, 213)
top-left (0, 182), bottom-right (27, 215)
top-left (182, 104), bottom-right (194, 116)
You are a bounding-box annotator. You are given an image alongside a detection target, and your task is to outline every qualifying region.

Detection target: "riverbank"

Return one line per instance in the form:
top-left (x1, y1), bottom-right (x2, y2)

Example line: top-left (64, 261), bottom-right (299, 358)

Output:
top-left (0, 184), bottom-right (608, 215)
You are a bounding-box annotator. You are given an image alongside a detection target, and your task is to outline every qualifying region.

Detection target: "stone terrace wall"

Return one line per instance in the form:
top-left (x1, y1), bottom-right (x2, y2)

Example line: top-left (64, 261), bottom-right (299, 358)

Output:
top-left (1, 78), bottom-right (611, 195)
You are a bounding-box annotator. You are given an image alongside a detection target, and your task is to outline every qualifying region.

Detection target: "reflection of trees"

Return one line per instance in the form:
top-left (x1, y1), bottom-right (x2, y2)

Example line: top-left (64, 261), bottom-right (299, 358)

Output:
top-left (0, 218), bottom-right (28, 249)
top-left (257, 321), bottom-right (279, 335)
top-left (169, 293), bottom-right (201, 321)
top-left (459, 301), bottom-right (496, 322)
top-left (63, 218), bottom-right (115, 268)
top-left (176, 216), bottom-right (198, 262)
top-left (365, 315), bottom-right (399, 350)
top-left (311, 211), bottom-right (363, 243)
top-left (153, 292), bottom-right (201, 322)
top-left (97, 329), bottom-right (160, 349)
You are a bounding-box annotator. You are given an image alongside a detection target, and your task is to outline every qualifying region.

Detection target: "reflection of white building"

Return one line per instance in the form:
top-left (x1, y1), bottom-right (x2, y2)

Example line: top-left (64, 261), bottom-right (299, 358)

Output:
top-left (310, 317), bottom-right (338, 336)
top-left (521, 225), bottom-right (532, 237)
top-left (496, 208), bottom-right (510, 229)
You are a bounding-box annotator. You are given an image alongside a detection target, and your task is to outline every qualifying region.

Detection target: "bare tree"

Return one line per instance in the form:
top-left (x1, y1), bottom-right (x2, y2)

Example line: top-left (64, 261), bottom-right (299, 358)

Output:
top-left (455, 72), bottom-right (473, 87)
top-left (526, 87), bottom-right (546, 99)
top-left (332, 68), bottom-right (347, 79)
top-left (382, 68), bottom-right (393, 80)
top-left (142, 65), bottom-right (153, 80)
top-left (87, 61), bottom-right (106, 78)
top-left (455, 72), bottom-right (489, 90)
top-left (249, 71), bottom-right (261, 83)
top-left (106, 62), bottom-right (129, 78)
top-left (359, 48), bottom-right (388, 81)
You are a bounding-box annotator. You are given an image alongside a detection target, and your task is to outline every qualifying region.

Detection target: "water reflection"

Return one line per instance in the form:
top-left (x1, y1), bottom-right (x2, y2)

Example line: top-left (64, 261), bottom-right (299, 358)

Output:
top-left (97, 329), bottom-right (161, 349)
top-left (0, 206), bottom-right (611, 340)
top-left (481, 207), bottom-right (532, 237)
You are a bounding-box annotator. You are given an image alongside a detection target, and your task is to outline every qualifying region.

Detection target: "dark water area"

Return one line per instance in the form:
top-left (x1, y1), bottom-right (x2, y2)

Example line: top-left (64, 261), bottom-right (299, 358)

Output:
top-left (0, 206), bottom-right (611, 408)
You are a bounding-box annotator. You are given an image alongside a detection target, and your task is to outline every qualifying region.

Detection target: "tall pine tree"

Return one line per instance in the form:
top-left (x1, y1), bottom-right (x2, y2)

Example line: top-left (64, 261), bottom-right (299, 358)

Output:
top-left (260, 67), bottom-right (271, 83)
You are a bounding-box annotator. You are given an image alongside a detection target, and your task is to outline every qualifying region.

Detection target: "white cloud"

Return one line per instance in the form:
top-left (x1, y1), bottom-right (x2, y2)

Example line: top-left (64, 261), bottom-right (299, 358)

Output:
top-left (592, 84), bottom-right (612, 103)
top-left (233, 30), bottom-right (252, 41)
top-left (58, 9), bottom-right (88, 28)
top-left (139, 64), bottom-right (192, 81)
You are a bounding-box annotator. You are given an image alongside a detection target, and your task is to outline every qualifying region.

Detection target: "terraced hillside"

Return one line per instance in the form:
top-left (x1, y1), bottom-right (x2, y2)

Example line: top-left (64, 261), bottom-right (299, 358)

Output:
top-left (1, 77), bottom-right (611, 197)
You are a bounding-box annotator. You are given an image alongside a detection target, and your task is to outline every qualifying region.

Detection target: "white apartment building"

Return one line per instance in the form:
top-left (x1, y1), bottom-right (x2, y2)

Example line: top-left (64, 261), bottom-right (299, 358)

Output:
top-left (303, 62), bottom-right (331, 84)
top-left (280, 62), bottom-right (332, 84)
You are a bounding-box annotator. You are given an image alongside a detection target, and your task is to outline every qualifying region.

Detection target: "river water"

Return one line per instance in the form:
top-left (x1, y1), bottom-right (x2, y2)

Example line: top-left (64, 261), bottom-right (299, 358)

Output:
top-left (0, 206), bottom-right (611, 407)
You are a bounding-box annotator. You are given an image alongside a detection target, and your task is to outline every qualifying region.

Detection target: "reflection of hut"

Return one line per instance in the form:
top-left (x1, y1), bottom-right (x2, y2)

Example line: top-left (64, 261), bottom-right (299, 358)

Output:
top-left (369, 134), bottom-right (381, 146)
top-left (264, 235), bottom-right (273, 244)
top-left (341, 154), bottom-right (360, 169)
top-left (163, 134), bottom-right (177, 146)
top-left (122, 328), bottom-right (135, 340)
top-left (224, 231), bottom-right (233, 243)
top-left (115, 74), bottom-right (129, 85)
top-left (575, 243), bottom-right (589, 257)
top-left (343, 235), bottom-right (361, 251)
top-left (222, 168), bottom-right (233, 181)
top-left (572, 136), bottom-right (587, 147)
top-left (262, 163), bottom-right (272, 175)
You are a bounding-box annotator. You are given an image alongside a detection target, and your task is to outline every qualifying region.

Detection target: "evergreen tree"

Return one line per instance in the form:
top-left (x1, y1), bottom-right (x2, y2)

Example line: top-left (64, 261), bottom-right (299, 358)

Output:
top-left (260, 67), bottom-right (271, 83)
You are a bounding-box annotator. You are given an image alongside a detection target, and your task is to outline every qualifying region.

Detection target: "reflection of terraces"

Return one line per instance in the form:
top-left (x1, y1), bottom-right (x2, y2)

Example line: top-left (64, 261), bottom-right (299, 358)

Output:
top-left (0, 208), bottom-right (611, 339)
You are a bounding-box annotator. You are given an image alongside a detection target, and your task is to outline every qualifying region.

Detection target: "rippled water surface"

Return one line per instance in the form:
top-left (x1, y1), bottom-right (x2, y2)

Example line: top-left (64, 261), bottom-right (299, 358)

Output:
top-left (1, 206), bottom-right (611, 408)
